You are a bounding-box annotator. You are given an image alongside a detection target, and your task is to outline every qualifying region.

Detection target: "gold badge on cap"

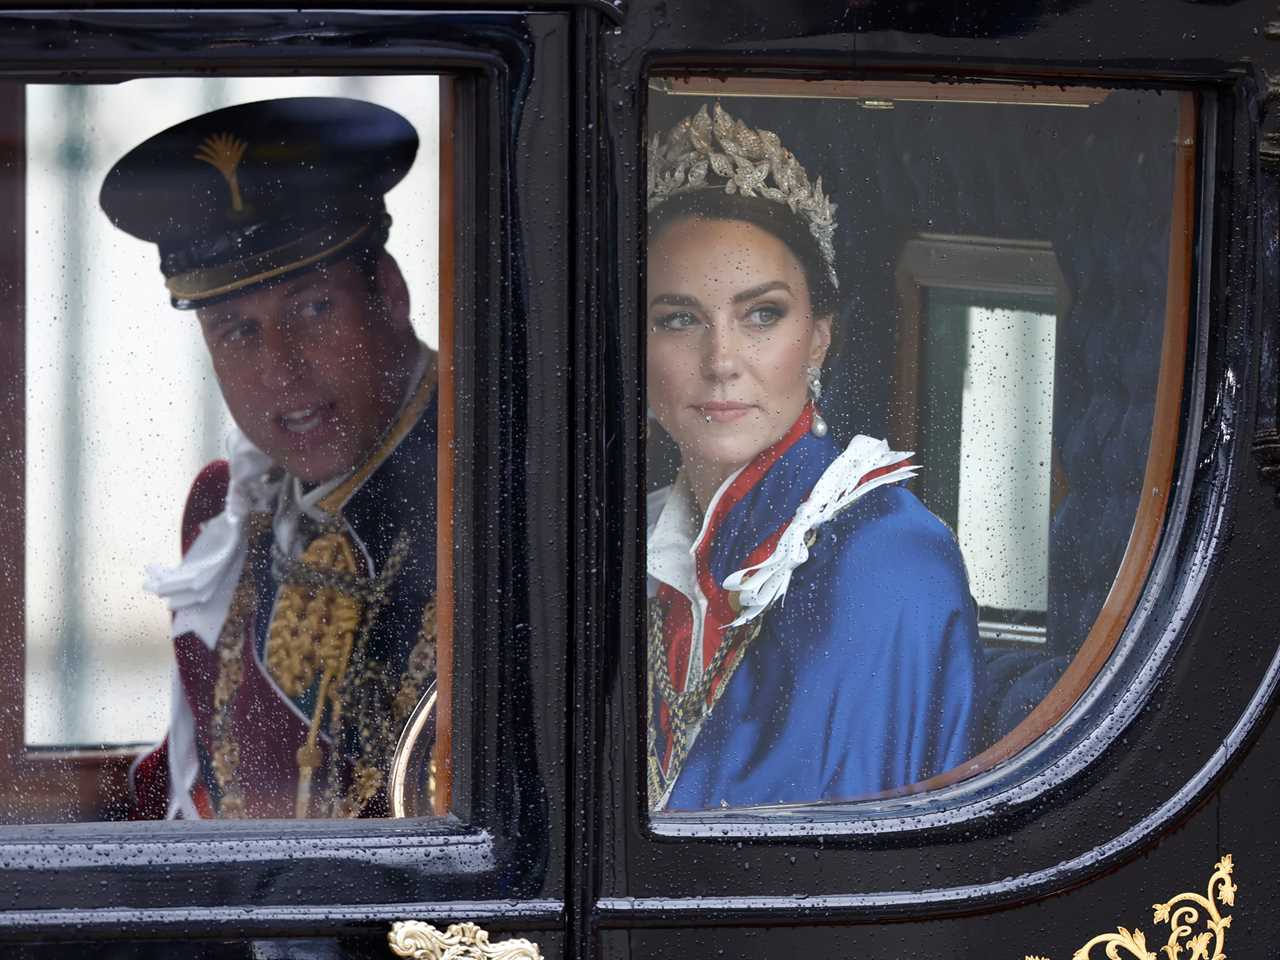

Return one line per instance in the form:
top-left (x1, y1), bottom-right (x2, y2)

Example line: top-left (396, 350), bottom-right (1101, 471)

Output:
top-left (194, 132), bottom-right (249, 213)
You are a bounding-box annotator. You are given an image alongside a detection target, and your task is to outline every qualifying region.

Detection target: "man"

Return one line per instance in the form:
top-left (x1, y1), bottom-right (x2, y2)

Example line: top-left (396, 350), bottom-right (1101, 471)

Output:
top-left (99, 97), bottom-right (439, 819)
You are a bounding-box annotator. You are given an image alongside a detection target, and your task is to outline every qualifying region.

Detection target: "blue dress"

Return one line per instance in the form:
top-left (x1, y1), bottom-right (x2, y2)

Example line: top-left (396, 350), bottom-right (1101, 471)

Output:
top-left (648, 420), bottom-right (984, 811)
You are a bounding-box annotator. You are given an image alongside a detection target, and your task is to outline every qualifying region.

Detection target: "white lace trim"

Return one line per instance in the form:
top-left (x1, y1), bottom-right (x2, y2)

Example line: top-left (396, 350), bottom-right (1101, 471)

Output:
top-left (720, 435), bottom-right (916, 627)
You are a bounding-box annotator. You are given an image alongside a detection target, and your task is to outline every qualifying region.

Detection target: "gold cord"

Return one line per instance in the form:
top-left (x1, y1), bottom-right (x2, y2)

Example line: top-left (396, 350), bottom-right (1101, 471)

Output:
top-left (266, 532), bottom-right (363, 697)
top-left (264, 530), bottom-right (364, 817)
top-left (210, 518), bottom-right (436, 818)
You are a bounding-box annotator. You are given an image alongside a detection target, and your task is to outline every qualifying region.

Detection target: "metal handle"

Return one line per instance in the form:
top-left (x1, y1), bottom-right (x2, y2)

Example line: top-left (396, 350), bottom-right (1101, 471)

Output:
top-left (388, 681), bottom-right (437, 818)
top-left (388, 921), bottom-right (543, 959)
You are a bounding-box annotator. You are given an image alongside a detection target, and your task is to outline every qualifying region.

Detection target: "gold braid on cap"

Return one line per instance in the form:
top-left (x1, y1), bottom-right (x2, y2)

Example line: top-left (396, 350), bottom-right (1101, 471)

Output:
top-left (647, 102), bottom-right (838, 290)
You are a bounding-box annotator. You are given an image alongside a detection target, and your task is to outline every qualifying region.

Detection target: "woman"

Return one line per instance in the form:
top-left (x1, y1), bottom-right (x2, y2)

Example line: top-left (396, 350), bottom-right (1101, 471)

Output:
top-left (646, 103), bottom-right (984, 812)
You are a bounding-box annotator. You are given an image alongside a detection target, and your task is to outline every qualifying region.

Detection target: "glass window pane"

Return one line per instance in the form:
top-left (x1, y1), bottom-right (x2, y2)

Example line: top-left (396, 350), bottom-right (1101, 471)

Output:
top-left (3, 74), bottom-right (448, 822)
top-left (644, 80), bottom-right (1193, 814)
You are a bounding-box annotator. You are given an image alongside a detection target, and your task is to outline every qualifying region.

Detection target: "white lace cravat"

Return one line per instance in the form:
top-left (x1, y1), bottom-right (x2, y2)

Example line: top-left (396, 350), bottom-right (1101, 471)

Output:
top-left (142, 429), bottom-right (278, 650)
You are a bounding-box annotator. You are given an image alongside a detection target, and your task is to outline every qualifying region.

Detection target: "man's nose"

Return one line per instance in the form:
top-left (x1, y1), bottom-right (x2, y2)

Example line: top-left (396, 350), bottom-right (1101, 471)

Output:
top-left (259, 325), bottom-right (302, 389)
top-left (701, 318), bottom-right (742, 381)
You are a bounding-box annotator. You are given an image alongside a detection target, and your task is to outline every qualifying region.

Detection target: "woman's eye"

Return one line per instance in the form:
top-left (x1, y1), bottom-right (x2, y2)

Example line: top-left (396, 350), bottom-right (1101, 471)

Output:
top-left (653, 310), bottom-right (700, 332)
top-left (746, 304), bottom-right (784, 327)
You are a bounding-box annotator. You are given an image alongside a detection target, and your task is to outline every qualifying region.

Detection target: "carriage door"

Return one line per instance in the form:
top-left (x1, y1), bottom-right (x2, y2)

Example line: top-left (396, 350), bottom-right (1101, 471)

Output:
top-left (594, 3), bottom-right (1280, 958)
top-left (0, 6), bottom-right (591, 957)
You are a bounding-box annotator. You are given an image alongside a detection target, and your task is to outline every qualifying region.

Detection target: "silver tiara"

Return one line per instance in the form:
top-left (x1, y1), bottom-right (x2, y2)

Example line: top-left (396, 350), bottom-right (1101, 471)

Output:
top-left (647, 103), bottom-right (838, 290)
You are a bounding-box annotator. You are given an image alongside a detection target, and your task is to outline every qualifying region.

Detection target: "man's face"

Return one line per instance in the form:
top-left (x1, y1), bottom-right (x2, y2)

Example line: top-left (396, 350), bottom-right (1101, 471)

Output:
top-left (197, 256), bottom-right (416, 485)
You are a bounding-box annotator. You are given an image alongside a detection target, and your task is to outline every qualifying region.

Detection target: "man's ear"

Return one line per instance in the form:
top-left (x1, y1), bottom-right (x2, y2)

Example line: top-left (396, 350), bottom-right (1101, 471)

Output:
top-left (373, 251), bottom-right (412, 334)
top-left (810, 313), bottom-right (833, 367)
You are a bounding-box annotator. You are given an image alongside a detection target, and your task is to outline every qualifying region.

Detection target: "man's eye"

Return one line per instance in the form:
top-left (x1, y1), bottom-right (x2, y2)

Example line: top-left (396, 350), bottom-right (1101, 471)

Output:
top-left (653, 310), bottom-right (699, 332)
top-left (221, 321), bottom-right (257, 346)
top-left (298, 298), bottom-right (333, 321)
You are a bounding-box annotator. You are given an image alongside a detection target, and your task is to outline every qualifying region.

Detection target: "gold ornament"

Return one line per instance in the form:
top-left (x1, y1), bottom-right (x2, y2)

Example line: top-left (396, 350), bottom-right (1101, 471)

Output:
top-left (210, 520), bottom-right (437, 818)
top-left (194, 131), bottom-right (249, 213)
top-left (292, 534), bottom-right (362, 817)
top-left (266, 531), bottom-right (363, 698)
top-left (1025, 854), bottom-right (1237, 960)
top-left (388, 921), bottom-right (542, 960)
top-left (647, 102), bottom-right (838, 289)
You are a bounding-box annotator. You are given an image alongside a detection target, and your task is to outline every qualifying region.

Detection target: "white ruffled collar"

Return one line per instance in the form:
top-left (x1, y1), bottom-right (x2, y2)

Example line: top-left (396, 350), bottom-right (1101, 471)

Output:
top-left (647, 434), bottom-right (917, 628)
top-left (720, 435), bottom-right (916, 625)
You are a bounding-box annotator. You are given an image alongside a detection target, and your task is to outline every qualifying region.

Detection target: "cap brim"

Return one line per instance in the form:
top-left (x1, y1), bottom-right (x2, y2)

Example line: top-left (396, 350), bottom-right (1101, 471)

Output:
top-left (166, 220), bottom-right (372, 309)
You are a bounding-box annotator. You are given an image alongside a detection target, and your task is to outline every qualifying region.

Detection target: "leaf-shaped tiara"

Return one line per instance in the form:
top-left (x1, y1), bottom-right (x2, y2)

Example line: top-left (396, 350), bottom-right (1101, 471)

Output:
top-left (647, 103), bottom-right (839, 290)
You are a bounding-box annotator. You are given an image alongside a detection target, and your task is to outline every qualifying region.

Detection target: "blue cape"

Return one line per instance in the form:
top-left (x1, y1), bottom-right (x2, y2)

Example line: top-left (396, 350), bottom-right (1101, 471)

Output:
top-left (657, 430), bottom-right (984, 810)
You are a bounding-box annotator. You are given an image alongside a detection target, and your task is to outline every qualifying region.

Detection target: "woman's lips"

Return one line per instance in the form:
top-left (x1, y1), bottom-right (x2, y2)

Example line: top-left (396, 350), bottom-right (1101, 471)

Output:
top-left (697, 402), bottom-right (754, 423)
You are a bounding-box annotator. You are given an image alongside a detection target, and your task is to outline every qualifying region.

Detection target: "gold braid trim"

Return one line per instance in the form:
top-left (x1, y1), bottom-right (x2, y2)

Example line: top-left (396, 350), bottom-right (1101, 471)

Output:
top-left (318, 361), bottom-right (437, 516)
top-left (211, 521), bottom-right (437, 818)
top-left (394, 598), bottom-right (438, 721)
top-left (210, 512), bottom-right (274, 819)
top-left (347, 595), bottom-right (438, 814)
top-left (266, 532), bottom-right (363, 697)
top-left (321, 550), bottom-right (435, 817)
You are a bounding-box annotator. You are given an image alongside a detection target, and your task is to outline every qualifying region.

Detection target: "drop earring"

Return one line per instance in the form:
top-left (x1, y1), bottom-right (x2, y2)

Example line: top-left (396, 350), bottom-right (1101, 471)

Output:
top-left (806, 365), bottom-right (828, 438)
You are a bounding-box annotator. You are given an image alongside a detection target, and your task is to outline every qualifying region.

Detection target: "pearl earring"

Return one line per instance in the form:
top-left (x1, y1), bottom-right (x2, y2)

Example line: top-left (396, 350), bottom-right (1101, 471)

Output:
top-left (806, 365), bottom-right (828, 438)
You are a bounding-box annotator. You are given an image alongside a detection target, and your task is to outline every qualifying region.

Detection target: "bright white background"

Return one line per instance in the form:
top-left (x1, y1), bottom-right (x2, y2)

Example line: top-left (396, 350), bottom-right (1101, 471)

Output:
top-left (956, 307), bottom-right (1056, 614)
top-left (25, 76), bottom-right (440, 746)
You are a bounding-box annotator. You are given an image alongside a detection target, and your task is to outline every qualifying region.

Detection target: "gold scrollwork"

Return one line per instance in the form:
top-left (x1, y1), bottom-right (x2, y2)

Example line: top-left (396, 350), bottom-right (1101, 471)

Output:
top-left (1025, 854), bottom-right (1236, 960)
top-left (388, 921), bottom-right (543, 960)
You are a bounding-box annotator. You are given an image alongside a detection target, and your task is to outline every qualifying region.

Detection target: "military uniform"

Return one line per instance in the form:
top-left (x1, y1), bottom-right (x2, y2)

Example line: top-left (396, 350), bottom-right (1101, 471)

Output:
top-left (101, 97), bottom-right (438, 818)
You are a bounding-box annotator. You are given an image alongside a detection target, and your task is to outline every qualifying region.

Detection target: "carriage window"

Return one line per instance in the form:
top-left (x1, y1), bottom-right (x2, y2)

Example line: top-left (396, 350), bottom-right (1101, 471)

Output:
top-left (644, 78), bottom-right (1194, 814)
top-left (0, 75), bottom-right (452, 822)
